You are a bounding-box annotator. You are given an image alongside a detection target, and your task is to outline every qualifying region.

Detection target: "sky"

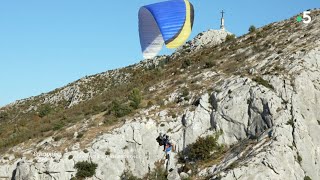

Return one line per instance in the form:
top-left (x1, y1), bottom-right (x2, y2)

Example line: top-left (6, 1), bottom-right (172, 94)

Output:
top-left (0, 0), bottom-right (319, 107)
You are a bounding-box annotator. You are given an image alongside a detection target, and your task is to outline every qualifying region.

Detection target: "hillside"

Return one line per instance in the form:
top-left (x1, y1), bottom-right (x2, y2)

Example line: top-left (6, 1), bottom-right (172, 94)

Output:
top-left (0, 9), bottom-right (320, 180)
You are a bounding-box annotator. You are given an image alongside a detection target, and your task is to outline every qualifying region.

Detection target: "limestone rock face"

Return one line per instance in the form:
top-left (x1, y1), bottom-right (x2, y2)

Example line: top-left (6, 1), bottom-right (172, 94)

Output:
top-left (0, 95), bottom-right (214, 180)
top-left (187, 29), bottom-right (232, 51)
top-left (207, 46), bottom-right (320, 180)
top-left (173, 29), bottom-right (231, 58)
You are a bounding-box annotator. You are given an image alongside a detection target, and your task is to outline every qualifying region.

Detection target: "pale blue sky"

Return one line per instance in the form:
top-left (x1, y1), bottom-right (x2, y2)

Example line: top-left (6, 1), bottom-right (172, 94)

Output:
top-left (0, 0), bottom-right (319, 106)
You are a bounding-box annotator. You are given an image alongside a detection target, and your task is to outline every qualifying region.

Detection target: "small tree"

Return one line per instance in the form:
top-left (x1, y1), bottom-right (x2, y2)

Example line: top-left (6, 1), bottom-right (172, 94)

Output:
top-left (0, 112), bottom-right (9, 121)
top-left (38, 104), bottom-right (52, 118)
top-left (129, 88), bottom-right (142, 109)
top-left (249, 25), bottom-right (256, 33)
top-left (225, 34), bottom-right (236, 42)
top-left (111, 100), bottom-right (132, 118)
top-left (184, 133), bottom-right (223, 162)
top-left (74, 161), bottom-right (98, 179)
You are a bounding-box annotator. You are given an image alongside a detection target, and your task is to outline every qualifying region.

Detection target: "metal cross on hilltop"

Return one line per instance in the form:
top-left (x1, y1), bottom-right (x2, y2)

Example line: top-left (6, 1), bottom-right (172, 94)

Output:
top-left (221, 10), bottom-right (225, 18)
top-left (220, 10), bottom-right (225, 30)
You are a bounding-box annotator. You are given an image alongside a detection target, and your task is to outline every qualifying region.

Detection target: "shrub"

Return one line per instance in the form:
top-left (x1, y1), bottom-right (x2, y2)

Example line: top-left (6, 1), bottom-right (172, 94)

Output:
top-left (68, 155), bottom-right (73, 160)
top-left (54, 135), bottom-right (62, 141)
top-left (105, 149), bottom-right (111, 156)
top-left (204, 61), bottom-right (215, 68)
top-left (74, 161), bottom-right (98, 179)
top-left (253, 77), bottom-right (274, 90)
top-left (38, 104), bottom-right (52, 118)
top-left (181, 88), bottom-right (190, 98)
top-left (304, 176), bottom-right (312, 180)
top-left (184, 133), bottom-right (223, 162)
top-left (83, 149), bottom-right (89, 153)
top-left (53, 121), bottom-right (65, 131)
top-left (225, 34), bottom-right (236, 42)
top-left (249, 25), bottom-right (256, 33)
top-left (0, 112), bottom-right (9, 121)
top-left (146, 163), bottom-right (167, 180)
top-left (181, 59), bottom-right (191, 69)
top-left (111, 100), bottom-right (132, 118)
top-left (286, 119), bottom-right (294, 126)
top-left (147, 101), bottom-right (154, 108)
top-left (297, 154), bottom-right (302, 164)
top-left (121, 171), bottom-right (142, 180)
top-left (76, 133), bottom-right (84, 139)
top-left (226, 161), bottom-right (239, 170)
top-left (256, 31), bottom-right (264, 38)
top-left (129, 88), bottom-right (142, 109)
top-left (103, 116), bottom-right (118, 126)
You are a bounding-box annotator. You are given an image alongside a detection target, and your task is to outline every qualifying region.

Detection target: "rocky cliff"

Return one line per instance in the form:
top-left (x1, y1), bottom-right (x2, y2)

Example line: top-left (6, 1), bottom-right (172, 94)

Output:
top-left (0, 9), bottom-right (320, 180)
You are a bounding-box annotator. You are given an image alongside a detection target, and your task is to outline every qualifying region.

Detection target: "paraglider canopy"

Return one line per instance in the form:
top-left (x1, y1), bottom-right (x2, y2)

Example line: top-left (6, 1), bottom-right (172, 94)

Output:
top-left (139, 0), bottom-right (194, 59)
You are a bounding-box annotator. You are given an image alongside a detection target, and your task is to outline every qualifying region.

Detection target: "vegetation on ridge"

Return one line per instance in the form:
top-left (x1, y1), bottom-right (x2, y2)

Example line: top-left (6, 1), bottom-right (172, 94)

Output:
top-left (0, 10), bottom-right (319, 154)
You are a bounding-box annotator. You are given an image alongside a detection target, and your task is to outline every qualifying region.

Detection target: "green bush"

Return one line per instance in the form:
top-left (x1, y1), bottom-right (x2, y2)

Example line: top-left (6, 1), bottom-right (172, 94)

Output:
top-left (181, 88), bottom-right (190, 98)
top-left (146, 164), bottom-right (167, 180)
top-left (304, 176), bottom-right (312, 180)
top-left (225, 34), bottom-right (236, 42)
top-left (54, 135), bottom-right (62, 141)
top-left (147, 101), bottom-right (154, 107)
top-left (181, 59), bottom-right (192, 69)
top-left (103, 116), bottom-right (118, 126)
top-left (53, 121), bottom-right (65, 131)
top-left (249, 25), bottom-right (256, 33)
top-left (129, 88), bottom-right (142, 109)
top-left (253, 77), bottom-right (274, 90)
top-left (105, 149), bottom-right (111, 156)
top-left (184, 133), bottom-right (223, 162)
top-left (0, 112), bottom-right (9, 121)
top-left (74, 161), bottom-right (98, 179)
top-left (121, 171), bottom-right (142, 180)
top-left (38, 104), bottom-right (52, 118)
top-left (204, 61), bottom-right (215, 68)
top-left (297, 154), bottom-right (302, 164)
top-left (76, 133), bottom-right (84, 139)
top-left (68, 155), bottom-right (73, 160)
top-left (286, 119), bottom-right (294, 126)
top-left (111, 100), bottom-right (132, 118)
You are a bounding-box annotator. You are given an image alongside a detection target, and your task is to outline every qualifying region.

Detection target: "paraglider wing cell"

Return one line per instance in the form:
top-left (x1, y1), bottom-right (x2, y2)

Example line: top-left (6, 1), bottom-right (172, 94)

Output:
top-left (139, 0), bottom-right (194, 59)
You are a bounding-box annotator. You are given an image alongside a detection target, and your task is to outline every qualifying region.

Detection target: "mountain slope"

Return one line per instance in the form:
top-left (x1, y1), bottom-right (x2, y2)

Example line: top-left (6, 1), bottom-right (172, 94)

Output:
top-left (0, 9), bottom-right (320, 180)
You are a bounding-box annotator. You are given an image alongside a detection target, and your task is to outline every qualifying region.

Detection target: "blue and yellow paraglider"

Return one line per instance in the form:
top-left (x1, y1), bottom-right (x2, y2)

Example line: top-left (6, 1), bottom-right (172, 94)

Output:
top-left (139, 0), bottom-right (194, 59)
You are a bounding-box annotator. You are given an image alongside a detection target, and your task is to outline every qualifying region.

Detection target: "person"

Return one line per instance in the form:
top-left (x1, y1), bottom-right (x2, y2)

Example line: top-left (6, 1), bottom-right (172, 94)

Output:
top-left (156, 133), bottom-right (165, 146)
top-left (162, 135), bottom-right (170, 151)
top-left (164, 140), bottom-right (173, 172)
top-left (156, 133), bottom-right (175, 172)
top-left (156, 133), bottom-right (170, 151)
